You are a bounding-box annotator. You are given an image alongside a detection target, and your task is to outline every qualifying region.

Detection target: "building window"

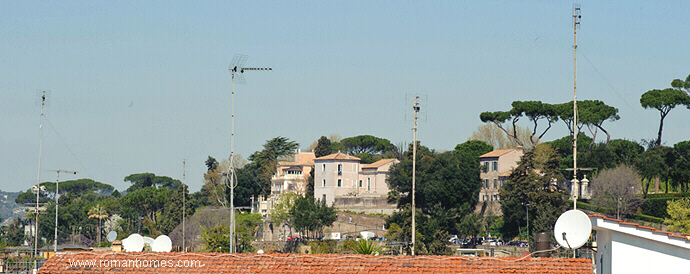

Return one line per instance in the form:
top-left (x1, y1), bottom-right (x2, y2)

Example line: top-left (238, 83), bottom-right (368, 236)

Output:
top-left (500, 179), bottom-right (505, 187)
top-left (483, 162), bottom-right (489, 172)
top-left (286, 170), bottom-right (302, 175)
top-left (359, 180), bottom-right (362, 188)
top-left (493, 195), bottom-right (498, 201)
top-left (322, 164), bottom-right (326, 172)
top-left (323, 194), bottom-right (326, 202)
top-left (367, 178), bottom-right (371, 191)
top-left (322, 179), bottom-right (326, 187)
top-left (338, 164), bottom-right (342, 175)
top-left (484, 179), bottom-right (489, 188)
top-left (492, 161), bottom-right (498, 171)
top-left (337, 179), bottom-right (342, 187)
top-left (493, 179), bottom-right (498, 189)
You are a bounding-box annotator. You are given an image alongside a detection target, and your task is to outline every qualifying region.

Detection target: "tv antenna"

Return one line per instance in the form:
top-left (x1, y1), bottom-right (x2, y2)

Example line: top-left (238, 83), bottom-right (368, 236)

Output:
top-left (572, 4), bottom-right (582, 209)
top-left (33, 90), bottom-right (50, 260)
top-left (48, 169), bottom-right (77, 253)
top-left (227, 54), bottom-right (271, 253)
top-left (405, 93), bottom-right (426, 256)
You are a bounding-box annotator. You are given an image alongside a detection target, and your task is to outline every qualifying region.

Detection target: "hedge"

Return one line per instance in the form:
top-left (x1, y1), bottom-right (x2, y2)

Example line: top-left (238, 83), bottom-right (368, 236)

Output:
top-left (630, 213), bottom-right (665, 224)
top-left (646, 192), bottom-right (690, 199)
top-left (576, 201), bottom-right (612, 214)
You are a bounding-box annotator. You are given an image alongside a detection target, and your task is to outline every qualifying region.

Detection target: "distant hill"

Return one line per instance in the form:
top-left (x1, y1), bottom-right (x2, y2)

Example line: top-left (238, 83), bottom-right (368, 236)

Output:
top-left (0, 191), bottom-right (30, 226)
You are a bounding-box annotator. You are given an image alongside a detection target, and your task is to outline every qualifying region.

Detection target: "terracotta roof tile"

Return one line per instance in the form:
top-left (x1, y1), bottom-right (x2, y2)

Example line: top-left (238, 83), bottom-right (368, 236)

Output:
top-left (38, 252), bottom-right (593, 274)
top-left (314, 152), bottom-right (361, 161)
top-left (479, 149), bottom-right (517, 158)
top-left (363, 159), bottom-right (398, 169)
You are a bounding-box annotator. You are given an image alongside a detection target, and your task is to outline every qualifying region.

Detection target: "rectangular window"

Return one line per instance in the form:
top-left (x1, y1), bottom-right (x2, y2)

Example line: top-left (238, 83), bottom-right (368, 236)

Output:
top-left (322, 164), bottom-right (326, 172)
top-left (337, 179), bottom-right (342, 187)
top-left (359, 180), bottom-right (362, 188)
top-left (493, 179), bottom-right (498, 189)
top-left (483, 162), bottom-right (489, 172)
top-left (323, 194), bottom-right (326, 202)
top-left (367, 178), bottom-right (371, 191)
top-left (338, 164), bottom-right (342, 175)
top-left (322, 179), bottom-right (326, 187)
top-left (484, 179), bottom-right (489, 188)
top-left (492, 161), bottom-right (498, 171)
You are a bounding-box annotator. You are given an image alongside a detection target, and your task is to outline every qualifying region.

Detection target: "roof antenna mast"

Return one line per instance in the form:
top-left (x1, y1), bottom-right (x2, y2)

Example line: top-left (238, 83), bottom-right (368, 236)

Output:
top-left (572, 4), bottom-right (581, 210)
top-left (406, 94), bottom-right (426, 256)
top-left (228, 54), bottom-right (271, 253)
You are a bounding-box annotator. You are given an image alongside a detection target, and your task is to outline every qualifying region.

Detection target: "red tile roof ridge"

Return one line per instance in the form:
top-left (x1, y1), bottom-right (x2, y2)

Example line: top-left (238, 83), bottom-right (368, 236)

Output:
top-left (588, 213), bottom-right (690, 243)
top-left (47, 251), bottom-right (590, 262)
top-left (39, 252), bottom-right (593, 274)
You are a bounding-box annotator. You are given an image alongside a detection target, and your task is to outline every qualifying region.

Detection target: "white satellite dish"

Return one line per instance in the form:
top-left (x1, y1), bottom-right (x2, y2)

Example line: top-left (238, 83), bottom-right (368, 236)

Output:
top-left (554, 209), bottom-right (592, 250)
top-left (152, 235), bottom-right (172, 252)
top-left (123, 233), bottom-right (144, 252)
top-left (142, 236), bottom-right (155, 246)
top-left (107, 231), bottom-right (118, 242)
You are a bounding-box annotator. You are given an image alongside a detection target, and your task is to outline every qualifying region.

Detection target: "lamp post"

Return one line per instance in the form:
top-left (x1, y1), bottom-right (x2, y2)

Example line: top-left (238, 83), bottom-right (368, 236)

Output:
top-left (524, 203), bottom-right (531, 243)
top-left (51, 170), bottom-right (77, 253)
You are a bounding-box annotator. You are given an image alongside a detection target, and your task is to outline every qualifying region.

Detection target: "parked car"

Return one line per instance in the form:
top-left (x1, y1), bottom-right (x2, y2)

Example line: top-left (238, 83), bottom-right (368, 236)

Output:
top-left (448, 235), bottom-right (460, 245)
top-left (287, 236), bottom-right (301, 242)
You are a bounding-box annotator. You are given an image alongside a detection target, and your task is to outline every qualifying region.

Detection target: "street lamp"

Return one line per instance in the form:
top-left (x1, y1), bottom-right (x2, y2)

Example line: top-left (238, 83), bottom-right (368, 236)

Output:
top-left (50, 170), bottom-right (77, 253)
top-left (523, 203), bottom-right (531, 243)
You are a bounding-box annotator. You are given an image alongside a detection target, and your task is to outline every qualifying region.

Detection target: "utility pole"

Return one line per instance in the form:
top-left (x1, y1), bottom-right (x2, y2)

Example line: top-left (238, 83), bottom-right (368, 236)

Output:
top-left (572, 4), bottom-right (582, 210)
top-left (411, 97), bottom-right (418, 256)
top-left (182, 159), bottom-right (186, 252)
top-left (50, 169), bottom-right (77, 253)
top-left (228, 54), bottom-right (271, 253)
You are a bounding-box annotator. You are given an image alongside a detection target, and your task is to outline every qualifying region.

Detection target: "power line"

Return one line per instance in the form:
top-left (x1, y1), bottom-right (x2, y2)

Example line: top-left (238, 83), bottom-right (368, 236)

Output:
top-left (577, 48), bottom-right (690, 166)
top-left (42, 114), bottom-right (96, 180)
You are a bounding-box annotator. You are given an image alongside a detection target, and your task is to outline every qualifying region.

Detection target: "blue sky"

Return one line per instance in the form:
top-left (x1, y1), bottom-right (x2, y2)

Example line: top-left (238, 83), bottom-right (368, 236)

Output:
top-left (2, 1), bottom-right (689, 193)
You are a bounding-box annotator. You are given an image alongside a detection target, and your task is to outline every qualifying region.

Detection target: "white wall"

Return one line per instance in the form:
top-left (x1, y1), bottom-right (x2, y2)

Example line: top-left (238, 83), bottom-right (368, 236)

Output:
top-left (592, 216), bottom-right (690, 274)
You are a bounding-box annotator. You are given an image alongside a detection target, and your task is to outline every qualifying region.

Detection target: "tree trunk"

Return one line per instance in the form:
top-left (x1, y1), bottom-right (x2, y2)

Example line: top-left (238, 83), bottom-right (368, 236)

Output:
top-left (654, 176), bottom-right (660, 194)
top-left (657, 113), bottom-right (666, 147)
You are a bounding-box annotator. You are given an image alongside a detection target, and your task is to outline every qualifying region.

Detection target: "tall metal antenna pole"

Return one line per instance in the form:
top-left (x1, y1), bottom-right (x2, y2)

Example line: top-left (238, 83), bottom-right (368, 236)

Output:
top-left (182, 159), bottom-right (186, 252)
top-left (572, 5), bottom-right (581, 210)
top-left (228, 54), bottom-right (271, 253)
top-left (34, 90), bottom-right (46, 259)
top-left (411, 96), bottom-right (420, 256)
top-left (52, 170), bottom-right (77, 253)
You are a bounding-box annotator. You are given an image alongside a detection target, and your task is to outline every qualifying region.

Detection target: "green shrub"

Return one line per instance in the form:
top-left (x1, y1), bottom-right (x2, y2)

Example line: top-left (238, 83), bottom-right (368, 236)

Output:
top-left (351, 239), bottom-right (382, 255)
top-left (646, 193), bottom-right (690, 199)
top-left (640, 198), bottom-right (675, 219)
top-left (576, 201), bottom-right (612, 214)
top-left (631, 213), bottom-right (665, 224)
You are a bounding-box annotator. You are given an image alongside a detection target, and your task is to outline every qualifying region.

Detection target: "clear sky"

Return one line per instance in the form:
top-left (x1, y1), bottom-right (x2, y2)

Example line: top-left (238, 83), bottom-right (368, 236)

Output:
top-left (2, 1), bottom-right (689, 193)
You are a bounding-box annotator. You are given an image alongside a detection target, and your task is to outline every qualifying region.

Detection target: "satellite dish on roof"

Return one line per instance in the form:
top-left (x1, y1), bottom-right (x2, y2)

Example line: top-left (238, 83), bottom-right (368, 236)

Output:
top-left (142, 236), bottom-right (155, 246)
top-left (152, 235), bottom-right (172, 252)
top-left (107, 231), bottom-right (118, 242)
top-left (554, 210), bottom-right (592, 250)
top-left (123, 233), bottom-right (144, 252)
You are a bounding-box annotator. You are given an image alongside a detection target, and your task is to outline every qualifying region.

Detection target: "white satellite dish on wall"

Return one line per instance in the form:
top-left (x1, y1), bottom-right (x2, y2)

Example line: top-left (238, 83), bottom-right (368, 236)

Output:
top-left (107, 231), bottom-right (117, 242)
top-left (152, 235), bottom-right (172, 252)
top-left (554, 209), bottom-right (592, 250)
top-left (123, 233), bottom-right (144, 252)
